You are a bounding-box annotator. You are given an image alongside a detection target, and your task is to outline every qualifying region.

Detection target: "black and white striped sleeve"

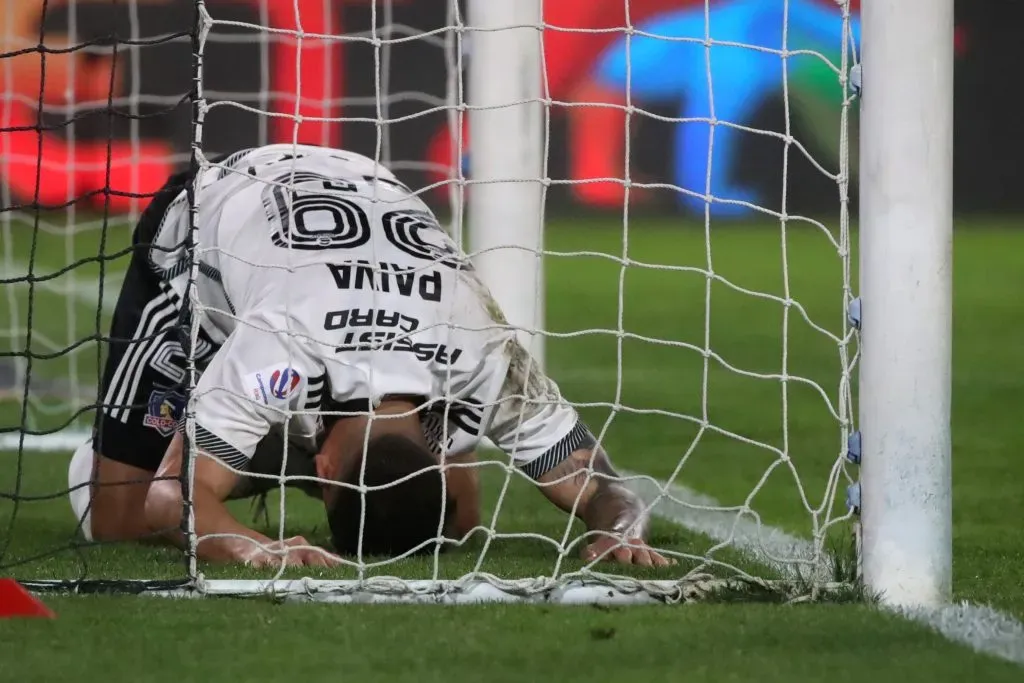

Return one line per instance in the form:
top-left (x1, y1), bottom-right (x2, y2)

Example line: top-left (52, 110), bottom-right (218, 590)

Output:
top-left (518, 419), bottom-right (593, 480)
top-left (179, 422), bottom-right (250, 472)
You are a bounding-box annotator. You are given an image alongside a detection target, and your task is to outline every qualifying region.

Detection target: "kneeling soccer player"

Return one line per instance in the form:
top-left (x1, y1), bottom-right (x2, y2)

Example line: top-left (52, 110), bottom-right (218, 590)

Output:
top-left (68, 163), bottom-right (481, 548)
top-left (103, 144), bottom-right (670, 567)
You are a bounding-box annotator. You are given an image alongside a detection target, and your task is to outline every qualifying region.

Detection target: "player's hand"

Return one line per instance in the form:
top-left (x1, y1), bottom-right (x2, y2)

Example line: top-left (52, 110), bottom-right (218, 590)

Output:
top-left (241, 535), bottom-right (343, 568)
top-left (581, 535), bottom-right (675, 567)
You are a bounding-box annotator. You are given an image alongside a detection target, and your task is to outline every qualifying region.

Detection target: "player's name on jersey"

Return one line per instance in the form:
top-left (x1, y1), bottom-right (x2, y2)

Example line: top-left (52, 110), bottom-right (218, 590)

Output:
top-left (326, 260), bottom-right (442, 302)
top-left (324, 307), bottom-right (419, 333)
top-left (325, 307), bottom-right (463, 364)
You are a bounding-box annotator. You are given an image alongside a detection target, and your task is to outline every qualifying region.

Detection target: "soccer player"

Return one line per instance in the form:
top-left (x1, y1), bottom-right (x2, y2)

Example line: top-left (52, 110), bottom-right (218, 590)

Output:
top-left (69, 161), bottom-right (485, 552)
top-left (84, 144), bottom-right (669, 567)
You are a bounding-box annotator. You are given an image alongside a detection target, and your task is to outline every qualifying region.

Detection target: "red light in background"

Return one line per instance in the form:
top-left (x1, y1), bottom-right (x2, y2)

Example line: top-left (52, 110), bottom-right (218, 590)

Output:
top-left (954, 26), bottom-right (968, 56)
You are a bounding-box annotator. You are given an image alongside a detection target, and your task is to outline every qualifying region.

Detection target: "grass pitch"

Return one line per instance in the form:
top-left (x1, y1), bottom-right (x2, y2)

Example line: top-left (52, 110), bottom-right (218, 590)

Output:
top-left (1, 216), bottom-right (1023, 681)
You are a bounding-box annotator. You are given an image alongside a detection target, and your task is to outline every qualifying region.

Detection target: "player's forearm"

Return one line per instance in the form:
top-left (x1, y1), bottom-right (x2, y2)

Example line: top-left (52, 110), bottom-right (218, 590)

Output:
top-left (145, 477), bottom-right (273, 563)
top-left (537, 447), bottom-right (650, 540)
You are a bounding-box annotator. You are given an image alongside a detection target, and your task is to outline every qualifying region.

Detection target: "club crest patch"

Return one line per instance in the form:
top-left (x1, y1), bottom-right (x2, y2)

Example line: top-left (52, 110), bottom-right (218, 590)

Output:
top-left (142, 388), bottom-right (185, 436)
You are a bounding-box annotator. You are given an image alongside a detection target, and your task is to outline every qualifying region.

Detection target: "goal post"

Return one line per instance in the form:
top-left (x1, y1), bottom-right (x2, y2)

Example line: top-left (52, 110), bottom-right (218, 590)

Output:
top-left (858, 0), bottom-right (955, 607)
top-left (466, 0), bottom-right (546, 368)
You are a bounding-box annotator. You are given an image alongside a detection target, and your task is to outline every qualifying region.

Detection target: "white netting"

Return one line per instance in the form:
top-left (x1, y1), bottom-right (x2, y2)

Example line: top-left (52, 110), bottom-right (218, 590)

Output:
top-left (1, 0), bottom-right (861, 602)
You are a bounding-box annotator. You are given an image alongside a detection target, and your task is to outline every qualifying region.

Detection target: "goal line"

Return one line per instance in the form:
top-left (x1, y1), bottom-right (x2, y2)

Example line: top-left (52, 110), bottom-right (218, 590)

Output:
top-left (19, 576), bottom-right (855, 605)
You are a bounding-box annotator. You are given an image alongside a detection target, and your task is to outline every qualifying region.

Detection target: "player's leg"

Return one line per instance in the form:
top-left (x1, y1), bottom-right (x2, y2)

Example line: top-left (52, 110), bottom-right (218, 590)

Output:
top-left (80, 446), bottom-right (163, 542)
top-left (68, 169), bottom-right (196, 541)
top-left (84, 262), bottom-right (189, 540)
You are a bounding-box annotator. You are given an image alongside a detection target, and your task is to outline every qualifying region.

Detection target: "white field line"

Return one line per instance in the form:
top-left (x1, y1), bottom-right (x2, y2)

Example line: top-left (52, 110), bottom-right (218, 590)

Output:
top-left (5, 260), bottom-right (121, 314)
top-left (1, 263), bottom-right (119, 441)
top-left (0, 428), bottom-right (92, 452)
top-left (622, 470), bottom-right (1024, 667)
top-left (623, 473), bottom-right (815, 581)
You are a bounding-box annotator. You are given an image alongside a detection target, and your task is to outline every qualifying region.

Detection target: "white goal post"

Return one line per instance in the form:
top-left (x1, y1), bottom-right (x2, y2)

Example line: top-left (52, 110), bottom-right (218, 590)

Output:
top-left (1, 0), bottom-right (954, 609)
top-left (467, 0), bottom-right (546, 368)
top-left (464, 0), bottom-right (957, 608)
top-left (857, 0), bottom-right (954, 607)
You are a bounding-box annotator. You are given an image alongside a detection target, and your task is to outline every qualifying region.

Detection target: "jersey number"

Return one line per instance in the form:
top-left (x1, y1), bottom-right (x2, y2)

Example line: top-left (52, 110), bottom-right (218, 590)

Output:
top-left (266, 174), bottom-right (370, 251)
top-left (382, 209), bottom-right (468, 270)
top-left (264, 172), bottom-right (469, 270)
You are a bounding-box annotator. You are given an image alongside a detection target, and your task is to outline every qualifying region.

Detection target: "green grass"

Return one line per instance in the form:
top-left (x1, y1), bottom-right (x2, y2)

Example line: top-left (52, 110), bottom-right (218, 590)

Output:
top-left (2, 216), bottom-right (1024, 681)
top-left (3, 599), bottom-right (1023, 683)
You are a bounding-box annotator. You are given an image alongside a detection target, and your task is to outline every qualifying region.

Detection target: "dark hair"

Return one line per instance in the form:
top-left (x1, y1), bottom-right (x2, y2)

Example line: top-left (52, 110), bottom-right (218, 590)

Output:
top-left (327, 434), bottom-right (454, 557)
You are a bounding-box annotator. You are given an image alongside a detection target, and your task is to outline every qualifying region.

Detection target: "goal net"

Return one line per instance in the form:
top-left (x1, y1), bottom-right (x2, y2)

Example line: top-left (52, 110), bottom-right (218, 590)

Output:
top-left (1, 0), bottom-right (864, 603)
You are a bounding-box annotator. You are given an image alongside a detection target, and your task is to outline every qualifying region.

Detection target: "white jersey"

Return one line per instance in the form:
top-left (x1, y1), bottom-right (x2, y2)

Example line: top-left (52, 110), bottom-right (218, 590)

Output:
top-left (150, 145), bottom-right (589, 479)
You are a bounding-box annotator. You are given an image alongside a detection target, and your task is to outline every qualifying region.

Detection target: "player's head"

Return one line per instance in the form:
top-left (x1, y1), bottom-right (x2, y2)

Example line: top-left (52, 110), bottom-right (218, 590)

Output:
top-left (323, 432), bottom-right (455, 557)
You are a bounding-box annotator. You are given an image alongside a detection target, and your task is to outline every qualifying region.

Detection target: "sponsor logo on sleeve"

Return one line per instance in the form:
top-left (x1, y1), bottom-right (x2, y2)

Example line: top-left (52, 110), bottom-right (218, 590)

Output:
top-left (246, 365), bottom-right (303, 406)
top-left (269, 368), bottom-right (301, 399)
